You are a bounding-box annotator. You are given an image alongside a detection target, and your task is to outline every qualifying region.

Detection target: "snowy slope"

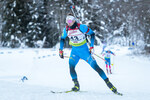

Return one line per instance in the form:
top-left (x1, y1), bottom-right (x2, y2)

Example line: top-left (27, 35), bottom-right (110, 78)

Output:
top-left (0, 46), bottom-right (150, 100)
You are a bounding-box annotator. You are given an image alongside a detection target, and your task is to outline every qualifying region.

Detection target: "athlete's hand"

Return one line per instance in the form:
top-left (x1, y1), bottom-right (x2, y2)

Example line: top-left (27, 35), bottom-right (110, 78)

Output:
top-left (89, 47), bottom-right (94, 53)
top-left (59, 49), bottom-right (64, 59)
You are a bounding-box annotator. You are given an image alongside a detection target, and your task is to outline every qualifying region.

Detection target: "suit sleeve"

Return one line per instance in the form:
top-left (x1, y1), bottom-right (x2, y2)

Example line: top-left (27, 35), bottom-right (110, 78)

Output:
top-left (111, 51), bottom-right (115, 55)
top-left (60, 28), bottom-right (68, 50)
top-left (79, 24), bottom-right (95, 47)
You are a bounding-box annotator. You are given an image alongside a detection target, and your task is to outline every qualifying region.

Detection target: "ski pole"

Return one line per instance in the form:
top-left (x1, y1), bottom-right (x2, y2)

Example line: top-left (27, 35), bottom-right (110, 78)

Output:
top-left (92, 52), bottom-right (113, 66)
top-left (92, 52), bottom-right (106, 61)
top-left (64, 55), bottom-right (75, 61)
top-left (70, 5), bottom-right (80, 22)
top-left (70, 5), bottom-right (77, 19)
top-left (64, 55), bottom-right (70, 58)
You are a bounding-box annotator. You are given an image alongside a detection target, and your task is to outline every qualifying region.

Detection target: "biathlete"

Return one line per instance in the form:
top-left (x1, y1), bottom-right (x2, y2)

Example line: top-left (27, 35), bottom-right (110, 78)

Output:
top-left (102, 50), bottom-right (115, 74)
top-left (59, 13), bottom-right (118, 94)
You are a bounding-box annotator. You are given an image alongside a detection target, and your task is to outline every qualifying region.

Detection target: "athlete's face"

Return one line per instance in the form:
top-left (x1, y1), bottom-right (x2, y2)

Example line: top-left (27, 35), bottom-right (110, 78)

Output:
top-left (66, 15), bottom-right (75, 27)
top-left (66, 19), bottom-right (75, 26)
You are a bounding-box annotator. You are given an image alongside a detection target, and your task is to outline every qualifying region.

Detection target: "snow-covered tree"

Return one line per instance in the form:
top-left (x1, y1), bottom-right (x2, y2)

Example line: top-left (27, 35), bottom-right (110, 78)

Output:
top-left (0, 0), bottom-right (149, 53)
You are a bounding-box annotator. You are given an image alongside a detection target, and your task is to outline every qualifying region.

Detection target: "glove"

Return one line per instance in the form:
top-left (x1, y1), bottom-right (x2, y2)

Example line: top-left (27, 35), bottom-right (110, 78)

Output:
top-left (59, 49), bottom-right (64, 59)
top-left (89, 47), bottom-right (94, 53)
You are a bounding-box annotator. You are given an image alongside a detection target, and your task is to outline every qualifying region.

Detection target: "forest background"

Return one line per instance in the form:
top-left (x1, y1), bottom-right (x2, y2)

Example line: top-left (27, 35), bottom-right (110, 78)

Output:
top-left (0, 0), bottom-right (149, 54)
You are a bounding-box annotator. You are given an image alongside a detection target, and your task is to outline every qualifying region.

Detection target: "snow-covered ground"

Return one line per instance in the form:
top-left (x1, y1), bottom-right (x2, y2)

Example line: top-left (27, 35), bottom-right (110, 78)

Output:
top-left (0, 45), bottom-right (150, 100)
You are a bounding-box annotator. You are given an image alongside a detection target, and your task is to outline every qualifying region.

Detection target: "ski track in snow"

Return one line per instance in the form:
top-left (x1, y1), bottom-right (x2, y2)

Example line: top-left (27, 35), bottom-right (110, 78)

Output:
top-left (0, 46), bottom-right (150, 100)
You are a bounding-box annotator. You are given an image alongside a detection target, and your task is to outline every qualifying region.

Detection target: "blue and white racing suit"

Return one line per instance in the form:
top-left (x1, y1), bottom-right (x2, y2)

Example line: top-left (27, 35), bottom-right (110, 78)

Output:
top-left (60, 22), bottom-right (107, 81)
top-left (103, 51), bottom-right (114, 65)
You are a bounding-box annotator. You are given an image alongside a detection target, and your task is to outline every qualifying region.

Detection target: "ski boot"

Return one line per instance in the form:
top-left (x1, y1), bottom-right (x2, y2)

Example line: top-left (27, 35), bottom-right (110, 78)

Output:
top-left (104, 78), bottom-right (117, 93)
top-left (72, 79), bottom-right (80, 91)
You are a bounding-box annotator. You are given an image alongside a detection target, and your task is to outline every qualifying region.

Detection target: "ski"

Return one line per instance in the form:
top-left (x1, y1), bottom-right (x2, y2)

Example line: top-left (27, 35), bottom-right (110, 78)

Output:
top-left (115, 92), bottom-right (123, 96)
top-left (51, 90), bottom-right (123, 96)
top-left (50, 90), bottom-right (86, 94)
top-left (51, 90), bottom-right (72, 93)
